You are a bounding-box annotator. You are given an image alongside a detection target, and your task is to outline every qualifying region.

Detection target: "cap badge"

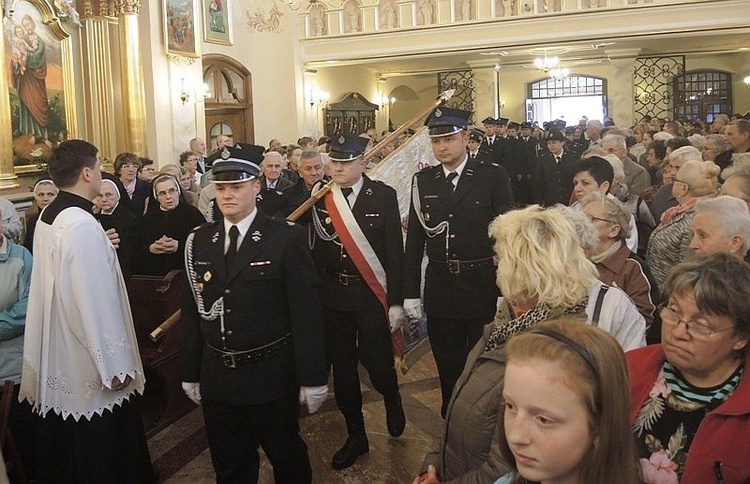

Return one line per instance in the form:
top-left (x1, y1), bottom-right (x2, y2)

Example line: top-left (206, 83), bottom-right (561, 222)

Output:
top-left (338, 135), bottom-right (346, 144)
top-left (434, 109), bottom-right (442, 118)
top-left (220, 147), bottom-right (230, 159)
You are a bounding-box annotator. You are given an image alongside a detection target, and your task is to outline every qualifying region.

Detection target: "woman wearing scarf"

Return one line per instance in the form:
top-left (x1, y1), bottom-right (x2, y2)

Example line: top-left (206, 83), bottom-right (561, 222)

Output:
top-left (95, 178), bottom-right (138, 281)
top-left (416, 205), bottom-right (645, 483)
top-left (582, 192), bottom-right (661, 344)
top-left (646, 160), bottom-right (720, 295)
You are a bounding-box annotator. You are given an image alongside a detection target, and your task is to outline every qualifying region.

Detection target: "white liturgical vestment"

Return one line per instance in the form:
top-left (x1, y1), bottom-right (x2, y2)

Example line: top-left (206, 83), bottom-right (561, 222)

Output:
top-left (20, 205), bottom-right (145, 421)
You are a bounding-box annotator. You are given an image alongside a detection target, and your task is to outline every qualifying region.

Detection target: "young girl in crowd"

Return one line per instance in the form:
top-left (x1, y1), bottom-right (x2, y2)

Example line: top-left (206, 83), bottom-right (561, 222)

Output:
top-left (415, 318), bottom-right (639, 484)
top-left (496, 318), bottom-right (638, 484)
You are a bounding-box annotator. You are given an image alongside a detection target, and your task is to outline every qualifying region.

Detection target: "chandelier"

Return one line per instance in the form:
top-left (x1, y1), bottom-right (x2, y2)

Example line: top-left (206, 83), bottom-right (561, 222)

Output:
top-left (534, 54), bottom-right (569, 80)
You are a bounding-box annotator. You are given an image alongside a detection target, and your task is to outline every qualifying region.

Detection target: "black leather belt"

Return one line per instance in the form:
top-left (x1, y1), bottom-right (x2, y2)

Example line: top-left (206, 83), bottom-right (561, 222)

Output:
top-left (207, 333), bottom-right (292, 369)
top-left (326, 270), bottom-right (363, 286)
top-left (429, 257), bottom-right (495, 274)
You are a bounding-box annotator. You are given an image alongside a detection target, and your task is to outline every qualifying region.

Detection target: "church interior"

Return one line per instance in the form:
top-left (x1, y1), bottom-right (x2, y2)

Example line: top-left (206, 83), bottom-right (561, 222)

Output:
top-left (1, 0), bottom-right (749, 482)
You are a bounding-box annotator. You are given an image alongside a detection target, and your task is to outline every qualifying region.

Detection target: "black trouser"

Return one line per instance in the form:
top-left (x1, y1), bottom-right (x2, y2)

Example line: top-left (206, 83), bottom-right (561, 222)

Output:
top-left (202, 392), bottom-right (311, 484)
top-left (427, 315), bottom-right (488, 417)
top-left (323, 305), bottom-right (399, 430)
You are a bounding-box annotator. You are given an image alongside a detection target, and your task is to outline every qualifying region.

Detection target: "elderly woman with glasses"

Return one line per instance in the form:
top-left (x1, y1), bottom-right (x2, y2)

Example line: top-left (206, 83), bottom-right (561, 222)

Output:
top-left (94, 178), bottom-right (139, 280)
top-left (646, 160), bottom-right (720, 295)
top-left (628, 253), bottom-right (750, 484)
top-left (115, 152), bottom-right (151, 217)
top-left (134, 173), bottom-right (205, 276)
top-left (581, 192), bottom-right (660, 343)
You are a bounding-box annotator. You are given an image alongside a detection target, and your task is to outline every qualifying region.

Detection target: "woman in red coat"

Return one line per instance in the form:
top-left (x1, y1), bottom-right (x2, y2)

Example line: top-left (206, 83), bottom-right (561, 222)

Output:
top-left (627, 253), bottom-right (750, 484)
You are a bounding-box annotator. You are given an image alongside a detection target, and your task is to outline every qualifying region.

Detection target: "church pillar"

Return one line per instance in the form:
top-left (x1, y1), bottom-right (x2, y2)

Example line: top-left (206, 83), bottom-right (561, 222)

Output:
top-left (115, 0), bottom-right (148, 156)
top-left (0, 15), bottom-right (19, 190)
top-left (606, 49), bottom-right (641, 127)
top-left (80, 1), bottom-right (116, 158)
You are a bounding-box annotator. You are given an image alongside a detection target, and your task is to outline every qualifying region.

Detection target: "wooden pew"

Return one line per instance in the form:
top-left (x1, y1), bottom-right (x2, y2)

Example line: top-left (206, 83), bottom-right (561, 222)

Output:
top-left (127, 270), bottom-right (194, 438)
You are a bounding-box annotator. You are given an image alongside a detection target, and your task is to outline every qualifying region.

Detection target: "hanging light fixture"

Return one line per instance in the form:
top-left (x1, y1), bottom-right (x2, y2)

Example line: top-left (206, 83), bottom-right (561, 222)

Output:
top-left (534, 51), bottom-right (569, 80)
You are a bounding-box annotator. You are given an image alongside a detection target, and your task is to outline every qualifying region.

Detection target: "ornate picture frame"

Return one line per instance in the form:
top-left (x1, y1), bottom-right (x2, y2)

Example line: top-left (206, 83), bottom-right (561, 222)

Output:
top-left (3, 0), bottom-right (77, 173)
top-left (203, 0), bottom-right (233, 45)
top-left (164, 0), bottom-right (200, 58)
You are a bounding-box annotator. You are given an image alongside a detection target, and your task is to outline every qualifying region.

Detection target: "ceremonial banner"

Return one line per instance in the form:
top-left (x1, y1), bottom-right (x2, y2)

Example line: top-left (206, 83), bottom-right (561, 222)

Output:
top-left (367, 127), bottom-right (439, 372)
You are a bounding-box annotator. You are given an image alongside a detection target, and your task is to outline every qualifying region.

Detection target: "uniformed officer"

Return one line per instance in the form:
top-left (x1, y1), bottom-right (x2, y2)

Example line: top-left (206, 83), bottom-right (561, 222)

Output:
top-left (309, 134), bottom-right (407, 470)
top-left (180, 147), bottom-right (328, 483)
top-left (532, 129), bottom-right (578, 207)
top-left (467, 128), bottom-right (490, 164)
top-left (403, 107), bottom-right (514, 416)
top-left (511, 121), bottom-right (537, 205)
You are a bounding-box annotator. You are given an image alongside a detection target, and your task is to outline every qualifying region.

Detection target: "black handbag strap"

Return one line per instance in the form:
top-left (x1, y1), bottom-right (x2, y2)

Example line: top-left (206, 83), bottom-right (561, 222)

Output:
top-left (592, 285), bottom-right (609, 327)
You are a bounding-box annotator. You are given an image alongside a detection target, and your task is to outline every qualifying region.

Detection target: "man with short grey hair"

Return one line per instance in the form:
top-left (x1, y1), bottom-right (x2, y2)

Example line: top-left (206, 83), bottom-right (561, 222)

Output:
top-left (602, 134), bottom-right (651, 196)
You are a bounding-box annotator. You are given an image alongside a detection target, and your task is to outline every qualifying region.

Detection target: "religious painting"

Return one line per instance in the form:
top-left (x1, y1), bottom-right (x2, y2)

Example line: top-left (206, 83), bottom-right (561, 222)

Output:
top-left (4, 0), bottom-right (72, 168)
top-left (203, 0), bottom-right (233, 45)
top-left (164, 0), bottom-right (199, 57)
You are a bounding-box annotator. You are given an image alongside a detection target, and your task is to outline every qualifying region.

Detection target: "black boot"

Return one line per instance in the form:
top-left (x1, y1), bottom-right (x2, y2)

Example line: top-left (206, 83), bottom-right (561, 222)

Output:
top-left (331, 420), bottom-right (369, 470)
top-left (384, 392), bottom-right (405, 437)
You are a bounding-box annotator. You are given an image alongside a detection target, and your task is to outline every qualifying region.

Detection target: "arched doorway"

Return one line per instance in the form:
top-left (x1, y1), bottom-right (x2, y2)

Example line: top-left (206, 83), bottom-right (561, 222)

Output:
top-left (202, 54), bottom-right (254, 149)
top-left (526, 75), bottom-right (607, 124)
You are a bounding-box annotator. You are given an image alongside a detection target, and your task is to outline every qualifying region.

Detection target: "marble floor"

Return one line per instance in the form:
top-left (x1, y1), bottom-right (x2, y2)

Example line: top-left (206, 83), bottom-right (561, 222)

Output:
top-left (147, 350), bottom-right (445, 483)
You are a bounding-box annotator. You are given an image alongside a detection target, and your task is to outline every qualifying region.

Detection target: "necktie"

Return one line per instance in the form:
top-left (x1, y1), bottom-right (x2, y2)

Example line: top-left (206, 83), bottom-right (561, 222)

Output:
top-left (225, 225), bottom-right (240, 268)
top-left (555, 155), bottom-right (562, 164)
top-left (341, 187), bottom-right (353, 207)
top-left (446, 172), bottom-right (458, 192)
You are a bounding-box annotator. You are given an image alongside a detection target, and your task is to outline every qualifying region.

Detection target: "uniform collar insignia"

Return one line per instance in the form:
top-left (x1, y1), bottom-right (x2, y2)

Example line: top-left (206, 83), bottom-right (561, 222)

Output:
top-left (465, 169), bottom-right (474, 176)
top-left (251, 230), bottom-right (262, 242)
top-left (211, 231), bottom-right (220, 243)
top-left (434, 172), bottom-right (441, 179)
top-left (365, 187), bottom-right (373, 195)
top-left (256, 193), bottom-right (264, 200)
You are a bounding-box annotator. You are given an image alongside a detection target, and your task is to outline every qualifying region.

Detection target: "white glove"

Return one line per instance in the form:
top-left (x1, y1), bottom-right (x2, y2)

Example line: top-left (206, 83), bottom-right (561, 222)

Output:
top-left (181, 382), bottom-right (202, 406)
top-left (404, 298), bottom-right (423, 320)
top-left (388, 305), bottom-right (408, 333)
top-left (299, 385), bottom-right (328, 414)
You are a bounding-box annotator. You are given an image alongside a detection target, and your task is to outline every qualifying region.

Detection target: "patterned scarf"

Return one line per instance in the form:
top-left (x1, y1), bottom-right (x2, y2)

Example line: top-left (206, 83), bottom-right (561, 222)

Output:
top-left (484, 298), bottom-right (589, 351)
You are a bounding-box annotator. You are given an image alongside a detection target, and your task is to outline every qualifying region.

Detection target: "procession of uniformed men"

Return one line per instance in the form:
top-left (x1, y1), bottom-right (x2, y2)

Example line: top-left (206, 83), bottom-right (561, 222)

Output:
top-left (178, 106), bottom-right (544, 483)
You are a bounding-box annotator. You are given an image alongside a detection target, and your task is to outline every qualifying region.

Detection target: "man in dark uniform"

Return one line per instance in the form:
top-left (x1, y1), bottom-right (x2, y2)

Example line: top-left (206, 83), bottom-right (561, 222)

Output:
top-left (532, 129), bottom-right (578, 207)
top-left (467, 128), bottom-right (490, 164)
top-left (511, 121), bottom-right (537, 205)
top-left (403, 107), bottom-right (514, 417)
top-left (309, 135), bottom-right (407, 470)
top-left (180, 147), bottom-right (328, 483)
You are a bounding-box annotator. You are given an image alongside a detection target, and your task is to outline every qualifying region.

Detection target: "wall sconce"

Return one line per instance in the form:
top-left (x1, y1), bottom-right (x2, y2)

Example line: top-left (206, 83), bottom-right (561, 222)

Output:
top-left (309, 87), bottom-right (330, 107)
top-left (180, 78), bottom-right (212, 104)
top-left (376, 95), bottom-right (396, 107)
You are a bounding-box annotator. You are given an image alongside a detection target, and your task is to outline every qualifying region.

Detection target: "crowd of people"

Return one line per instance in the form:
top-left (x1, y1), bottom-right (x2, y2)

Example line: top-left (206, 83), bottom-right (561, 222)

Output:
top-left (1, 109), bottom-right (749, 483)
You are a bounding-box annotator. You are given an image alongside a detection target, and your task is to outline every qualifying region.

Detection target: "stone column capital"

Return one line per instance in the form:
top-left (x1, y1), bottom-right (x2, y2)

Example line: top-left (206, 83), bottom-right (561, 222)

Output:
top-left (114, 0), bottom-right (141, 15)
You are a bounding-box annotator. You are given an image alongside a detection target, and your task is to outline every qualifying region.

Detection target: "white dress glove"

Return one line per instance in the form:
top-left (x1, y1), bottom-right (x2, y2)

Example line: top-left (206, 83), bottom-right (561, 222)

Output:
top-left (299, 385), bottom-right (328, 414)
top-left (181, 382), bottom-right (202, 406)
top-left (403, 298), bottom-right (423, 320)
top-left (388, 305), bottom-right (408, 333)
